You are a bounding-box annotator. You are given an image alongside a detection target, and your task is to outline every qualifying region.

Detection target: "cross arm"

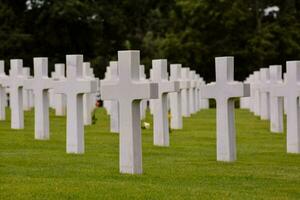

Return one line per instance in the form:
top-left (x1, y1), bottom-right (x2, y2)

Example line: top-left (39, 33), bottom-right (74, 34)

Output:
top-left (200, 83), bottom-right (218, 99)
top-left (0, 75), bottom-right (9, 87)
top-left (131, 82), bottom-right (159, 100)
top-left (180, 80), bottom-right (190, 89)
top-left (160, 81), bottom-right (180, 94)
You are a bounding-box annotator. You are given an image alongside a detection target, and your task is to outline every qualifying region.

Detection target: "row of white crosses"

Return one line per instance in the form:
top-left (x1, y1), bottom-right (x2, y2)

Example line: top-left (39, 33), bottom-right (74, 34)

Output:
top-left (101, 51), bottom-right (213, 174)
top-left (4, 51), bottom-right (298, 176)
top-left (241, 61), bottom-right (300, 154)
top-left (0, 56), bottom-right (97, 154)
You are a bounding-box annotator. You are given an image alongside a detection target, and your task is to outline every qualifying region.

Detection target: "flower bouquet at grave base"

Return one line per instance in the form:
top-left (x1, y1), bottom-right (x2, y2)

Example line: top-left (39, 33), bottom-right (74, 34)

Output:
top-left (141, 121), bottom-right (150, 129)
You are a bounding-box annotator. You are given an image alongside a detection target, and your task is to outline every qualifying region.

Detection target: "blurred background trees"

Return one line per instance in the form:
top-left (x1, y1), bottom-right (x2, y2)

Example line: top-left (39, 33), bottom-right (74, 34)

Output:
top-left (0, 0), bottom-right (300, 81)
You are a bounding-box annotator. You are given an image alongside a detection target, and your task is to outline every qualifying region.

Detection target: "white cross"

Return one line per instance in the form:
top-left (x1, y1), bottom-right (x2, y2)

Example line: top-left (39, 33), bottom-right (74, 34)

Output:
top-left (152, 59), bottom-right (179, 146)
top-left (259, 68), bottom-right (271, 120)
top-left (272, 61), bottom-right (300, 153)
top-left (108, 61), bottom-right (119, 133)
top-left (240, 78), bottom-right (251, 109)
top-left (83, 62), bottom-right (94, 125)
top-left (0, 61), bottom-right (8, 120)
top-left (252, 71), bottom-right (261, 116)
top-left (49, 72), bottom-right (56, 109)
top-left (200, 57), bottom-right (250, 162)
top-left (8, 59), bottom-right (25, 129)
top-left (181, 68), bottom-right (191, 117)
top-left (103, 66), bottom-right (112, 115)
top-left (22, 67), bottom-right (32, 111)
top-left (54, 55), bottom-right (97, 154)
top-left (198, 78), bottom-right (209, 109)
top-left (170, 64), bottom-right (189, 129)
top-left (149, 68), bottom-right (155, 115)
top-left (189, 70), bottom-right (197, 114)
top-left (248, 74), bottom-right (255, 113)
top-left (283, 73), bottom-right (288, 115)
top-left (139, 65), bottom-right (147, 120)
top-left (268, 65), bottom-right (284, 133)
top-left (53, 64), bottom-right (66, 116)
top-left (24, 58), bottom-right (53, 140)
top-left (195, 74), bottom-right (201, 111)
top-left (100, 50), bottom-right (158, 174)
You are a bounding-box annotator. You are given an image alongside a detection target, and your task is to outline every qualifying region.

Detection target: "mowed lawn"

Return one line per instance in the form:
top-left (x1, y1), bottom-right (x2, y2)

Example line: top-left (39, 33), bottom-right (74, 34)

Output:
top-left (0, 108), bottom-right (300, 200)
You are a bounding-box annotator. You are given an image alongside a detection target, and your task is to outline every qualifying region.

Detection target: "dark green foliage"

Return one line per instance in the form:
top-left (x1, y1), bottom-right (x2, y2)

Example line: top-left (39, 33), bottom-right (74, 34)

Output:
top-left (0, 0), bottom-right (300, 80)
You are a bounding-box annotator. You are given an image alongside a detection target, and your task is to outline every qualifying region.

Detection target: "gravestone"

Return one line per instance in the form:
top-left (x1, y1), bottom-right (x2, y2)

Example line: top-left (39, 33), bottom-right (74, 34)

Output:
top-left (103, 66), bottom-right (111, 115)
top-left (83, 62), bottom-right (93, 125)
top-left (139, 65), bottom-right (147, 119)
top-left (268, 65), bottom-right (284, 133)
top-left (152, 60), bottom-right (179, 146)
top-left (53, 64), bottom-right (66, 116)
top-left (283, 73), bottom-right (287, 115)
top-left (22, 67), bottom-right (31, 111)
top-left (240, 77), bottom-right (251, 109)
top-left (181, 68), bottom-right (191, 117)
top-left (9, 59), bottom-right (25, 129)
top-left (259, 68), bottom-right (271, 120)
top-left (49, 72), bottom-right (56, 109)
top-left (272, 61), bottom-right (300, 153)
top-left (108, 61), bottom-right (119, 133)
top-left (148, 68), bottom-right (155, 115)
top-left (189, 70), bottom-right (196, 114)
top-left (54, 55), bottom-right (97, 153)
top-left (248, 74), bottom-right (255, 113)
top-left (198, 78), bottom-right (209, 109)
top-left (24, 57), bottom-right (52, 140)
top-left (169, 64), bottom-right (186, 129)
top-left (0, 61), bottom-right (8, 120)
top-left (200, 57), bottom-right (250, 161)
top-left (195, 74), bottom-right (201, 111)
top-left (100, 50), bottom-right (158, 174)
top-left (252, 71), bottom-right (261, 116)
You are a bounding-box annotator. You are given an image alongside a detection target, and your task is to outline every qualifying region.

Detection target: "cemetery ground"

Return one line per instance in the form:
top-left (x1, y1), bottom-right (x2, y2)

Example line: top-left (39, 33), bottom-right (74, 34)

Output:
top-left (1, 108), bottom-right (300, 200)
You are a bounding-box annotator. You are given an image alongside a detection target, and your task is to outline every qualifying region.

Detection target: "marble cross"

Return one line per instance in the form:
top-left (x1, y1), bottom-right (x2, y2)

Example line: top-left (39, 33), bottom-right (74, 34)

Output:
top-left (259, 68), bottom-right (271, 120)
top-left (152, 60), bottom-right (179, 146)
top-left (9, 59), bottom-right (25, 129)
top-left (200, 57), bottom-right (250, 162)
top-left (54, 55), bottom-right (97, 154)
top-left (0, 61), bottom-right (8, 120)
top-left (53, 64), bottom-right (66, 116)
top-left (283, 72), bottom-right (288, 115)
top-left (49, 71), bottom-right (56, 109)
top-left (195, 74), bottom-right (201, 111)
top-left (139, 65), bottom-right (147, 119)
top-left (108, 61), bottom-right (119, 133)
top-left (169, 64), bottom-right (185, 129)
top-left (252, 71), bottom-right (261, 116)
top-left (268, 65), bottom-right (284, 133)
top-left (181, 68), bottom-right (191, 117)
top-left (103, 66), bottom-right (111, 115)
top-left (240, 78), bottom-right (251, 109)
top-left (22, 67), bottom-right (32, 111)
top-left (189, 70), bottom-right (196, 114)
top-left (248, 74), bottom-right (255, 113)
top-left (100, 50), bottom-right (158, 174)
top-left (272, 61), bottom-right (300, 153)
top-left (24, 58), bottom-right (53, 140)
top-left (83, 62), bottom-right (93, 125)
top-left (149, 68), bottom-right (155, 115)
top-left (198, 78), bottom-right (209, 109)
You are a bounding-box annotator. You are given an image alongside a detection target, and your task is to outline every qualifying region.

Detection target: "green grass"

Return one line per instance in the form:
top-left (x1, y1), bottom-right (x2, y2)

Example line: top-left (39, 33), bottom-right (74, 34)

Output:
top-left (1, 108), bottom-right (300, 200)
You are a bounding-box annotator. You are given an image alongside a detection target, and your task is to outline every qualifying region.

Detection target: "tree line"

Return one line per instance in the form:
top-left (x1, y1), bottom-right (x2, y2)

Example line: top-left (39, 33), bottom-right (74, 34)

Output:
top-left (1, 0), bottom-right (300, 81)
